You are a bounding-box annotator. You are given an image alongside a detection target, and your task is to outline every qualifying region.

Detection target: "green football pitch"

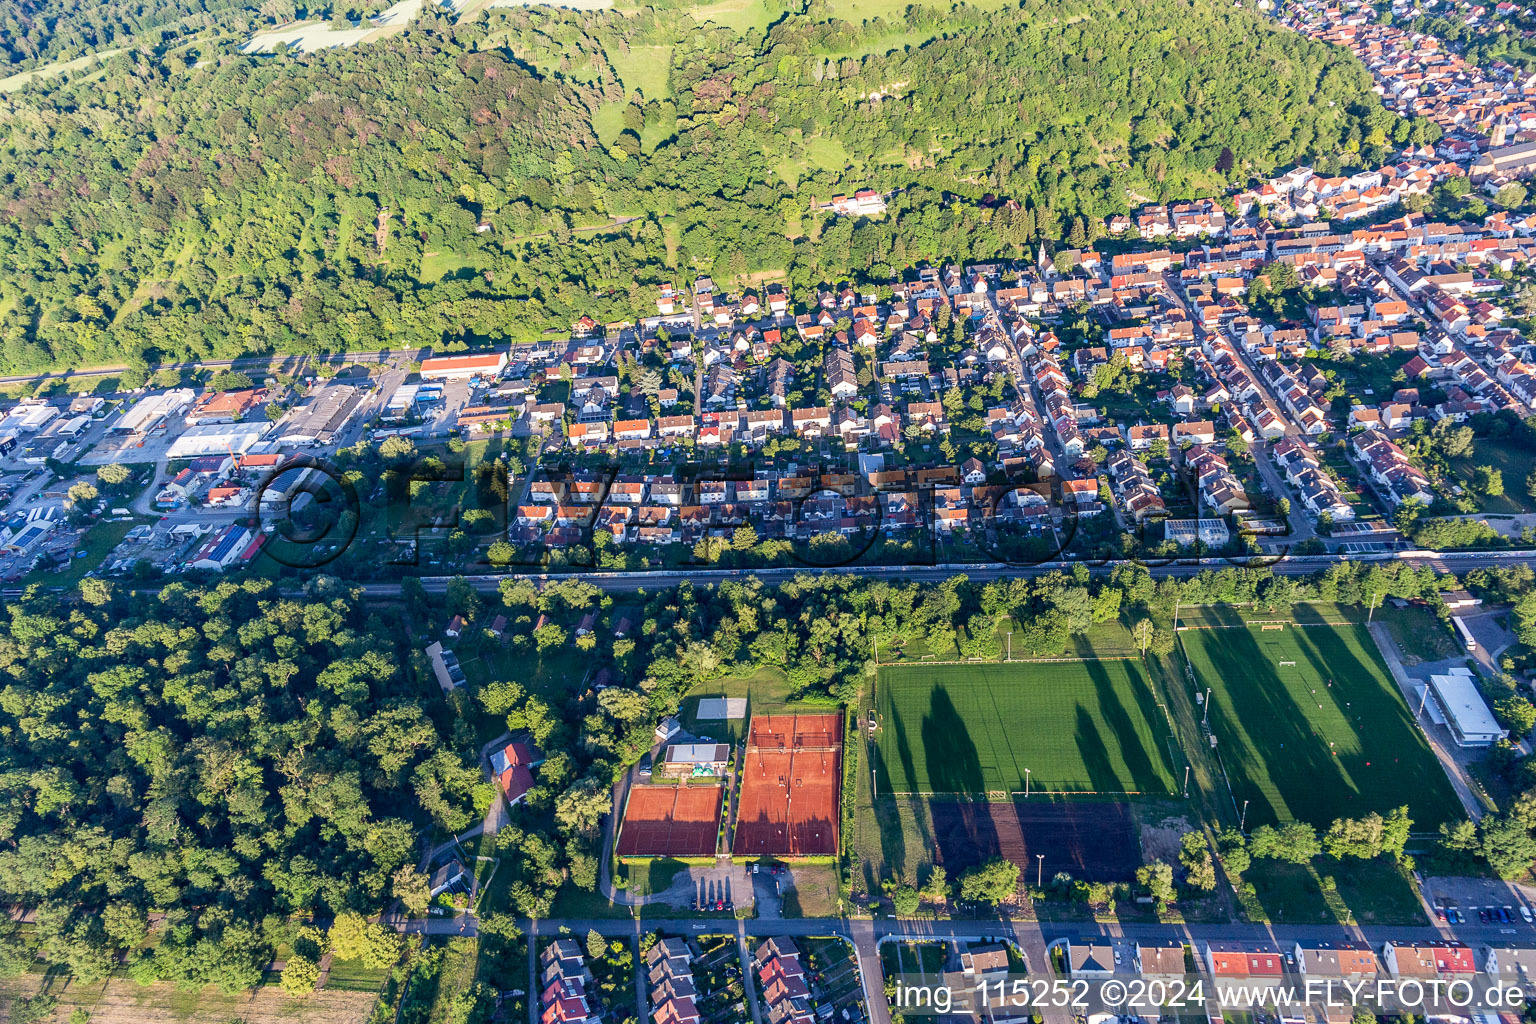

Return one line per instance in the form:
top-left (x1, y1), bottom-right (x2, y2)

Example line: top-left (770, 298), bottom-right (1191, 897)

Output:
top-left (1180, 623), bottom-right (1463, 829)
top-left (873, 660), bottom-right (1180, 796)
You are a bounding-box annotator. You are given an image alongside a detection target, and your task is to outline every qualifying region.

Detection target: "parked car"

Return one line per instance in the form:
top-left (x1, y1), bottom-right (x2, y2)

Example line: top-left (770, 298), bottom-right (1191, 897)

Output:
top-left (1522, 906), bottom-right (1532, 923)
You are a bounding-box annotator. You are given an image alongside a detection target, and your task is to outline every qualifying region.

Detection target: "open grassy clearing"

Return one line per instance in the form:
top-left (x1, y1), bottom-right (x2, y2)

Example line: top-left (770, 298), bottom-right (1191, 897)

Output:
top-left (781, 864), bottom-right (842, 916)
top-left (1242, 856), bottom-right (1427, 926)
top-left (680, 664), bottom-right (822, 742)
top-left (609, 43), bottom-right (672, 98)
top-left (0, 974), bottom-right (377, 1024)
top-left (687, 0), bottom-right (774, 33)
top-left (592, 99), bottom-right (628, 146)
top-left (1374, 603), bottom-right (1461, 665)
top-left (0, 48), bottom-right (124, 92)
top-left (417, 249), bottom-right (478, 282)
top-left (618, 857), bottom-right (690, 896)
top-left (1449, 437), bottom-right (1536, 515)
top-left (774, 137), bottom-right (854, 187)
top-left (1179, 621), bottom-right (1462, 829)
top-left (874, 660), bottom-right (1179, 796)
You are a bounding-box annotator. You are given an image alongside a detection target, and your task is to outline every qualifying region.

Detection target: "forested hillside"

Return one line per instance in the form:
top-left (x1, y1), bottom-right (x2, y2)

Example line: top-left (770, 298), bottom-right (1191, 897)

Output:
top-left (0, 0), bottom-right (1416, 372)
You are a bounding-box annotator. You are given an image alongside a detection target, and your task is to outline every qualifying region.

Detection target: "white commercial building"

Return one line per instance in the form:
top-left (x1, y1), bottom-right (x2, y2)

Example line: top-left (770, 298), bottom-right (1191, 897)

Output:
top-left (1424, 667), bottom-right (1505, 748)
top-left (115, 389), bottom-right (195, 434)
top-left (0, 402), bottom-right (60, 434)
top-left (166, 423), bottom-right (269, 460)
top-left (418, 351), bottom-right (508, 380)
top-left (386, 383), bottom-right (421, 417)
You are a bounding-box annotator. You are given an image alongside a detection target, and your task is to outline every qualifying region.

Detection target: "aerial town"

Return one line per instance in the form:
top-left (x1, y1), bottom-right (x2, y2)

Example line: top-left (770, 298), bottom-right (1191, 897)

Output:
top-left (16, 0), bottom-right (1536, 1023)
top-left (10, 98), bottom-right (1536, 579)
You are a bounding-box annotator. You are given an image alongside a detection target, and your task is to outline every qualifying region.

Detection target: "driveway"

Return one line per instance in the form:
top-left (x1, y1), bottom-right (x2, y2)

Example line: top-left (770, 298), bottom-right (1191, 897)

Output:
top-left (1457, 609), bottom-right (1516, 673)
top-left (1250, 441), bottom-right (1318, 545)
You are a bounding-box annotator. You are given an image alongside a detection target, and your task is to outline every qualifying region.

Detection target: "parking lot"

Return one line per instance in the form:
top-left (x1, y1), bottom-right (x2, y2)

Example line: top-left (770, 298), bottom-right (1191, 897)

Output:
top-left (421, 378), bottom-right (473, 436)
top-left (1423, 874), bottom-right (1536, 933)
top-left (79, 425), bottom-right (181, 466)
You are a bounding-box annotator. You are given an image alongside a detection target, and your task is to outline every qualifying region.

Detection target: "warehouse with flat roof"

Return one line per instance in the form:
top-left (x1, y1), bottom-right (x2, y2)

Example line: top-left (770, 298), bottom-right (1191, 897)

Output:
top-left (114, 390), bottom-right (195, 434)
top-left (276, 383), bottom-right (363, 445)
top-left (191, 524), bottom-right (254, 571)
top-left (419, 351), bottom-right (508, 380)
top-left (166, 423), bottom-right (269, 459)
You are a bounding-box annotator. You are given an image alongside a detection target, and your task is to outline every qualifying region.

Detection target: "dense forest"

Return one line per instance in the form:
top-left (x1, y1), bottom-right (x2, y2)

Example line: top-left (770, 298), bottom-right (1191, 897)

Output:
top-left (0, 0), bottom-right (1414, 372)
top-left (0, 577), bottom-right (484, 988)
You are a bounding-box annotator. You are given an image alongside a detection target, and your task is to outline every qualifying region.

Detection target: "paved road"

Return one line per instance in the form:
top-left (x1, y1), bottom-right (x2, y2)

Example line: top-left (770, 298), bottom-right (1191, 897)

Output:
top-left (0, 347), bottom-right (428, 386)
top-left (405, 906), bottom-right (1536, 1024)
top-left (347, 550), bottom-right (1536, 599)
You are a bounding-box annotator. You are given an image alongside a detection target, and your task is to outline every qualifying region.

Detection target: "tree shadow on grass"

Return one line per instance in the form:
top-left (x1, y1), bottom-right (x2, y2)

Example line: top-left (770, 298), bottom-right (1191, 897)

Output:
top-left (1190, 627), bottom-right (1358, 827)
top-left (1083, 658), bottom-right (1168, 794)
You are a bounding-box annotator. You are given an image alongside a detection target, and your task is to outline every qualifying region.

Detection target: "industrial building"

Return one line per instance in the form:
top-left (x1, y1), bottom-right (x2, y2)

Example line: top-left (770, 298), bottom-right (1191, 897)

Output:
top-left (166, 423), bottom-right (270, 460)
top-left (275, 383), bottom-right (363, 445)
top-left (418, 351), bottom-right (508, 380)
top-left (17, 416), bottom-right (89, 464)
top-left (385, 383), bottom-right (421, 419)
top-left (2, 518), bottom-right (56, 555)
top-left (0, 402), bottom-right (60, 434)
top-left (187, 388), bottom-right (268, 424)
top-left (114, 389), bottom-right (195, 434)
top-left (190, 524), bottom-right (255, 571)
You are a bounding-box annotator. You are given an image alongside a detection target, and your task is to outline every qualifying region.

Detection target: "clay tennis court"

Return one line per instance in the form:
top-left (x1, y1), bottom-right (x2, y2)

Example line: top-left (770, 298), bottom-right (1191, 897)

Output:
top-left (733, 712), bottom-right (843, 858)
top-left (616, 784), bottom-right (722, 857)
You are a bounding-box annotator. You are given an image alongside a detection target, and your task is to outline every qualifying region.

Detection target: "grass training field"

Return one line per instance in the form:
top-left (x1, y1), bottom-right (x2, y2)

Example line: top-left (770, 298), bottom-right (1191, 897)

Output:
top-left (873, 660), bottom-right (1179, 796)
top-left (1179, 622), bottom-right (1463, 829)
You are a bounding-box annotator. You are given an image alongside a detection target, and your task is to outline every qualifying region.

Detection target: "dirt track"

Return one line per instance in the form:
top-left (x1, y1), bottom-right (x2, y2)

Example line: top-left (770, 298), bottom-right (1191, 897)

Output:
top-left (929, 799), bottom-right (1142, 883)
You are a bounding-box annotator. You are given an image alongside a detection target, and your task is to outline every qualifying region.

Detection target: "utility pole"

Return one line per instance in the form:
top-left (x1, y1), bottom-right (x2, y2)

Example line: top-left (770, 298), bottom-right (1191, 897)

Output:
top-left (1007, 631), bottom-right (1012, 662)
top-left (1202, 688), bottom-right (1213, 727)
top-left (1183, 765), bottom-right (1190, 799)
top-left (1240, 799), bottom-right (1250, 832)
top-left (1036, 854), bottom-right (1045, 888)
top-left (1367, 589), bottom-right (1380, 625)
top-left (1025, 768), bottom-right (1031, 798)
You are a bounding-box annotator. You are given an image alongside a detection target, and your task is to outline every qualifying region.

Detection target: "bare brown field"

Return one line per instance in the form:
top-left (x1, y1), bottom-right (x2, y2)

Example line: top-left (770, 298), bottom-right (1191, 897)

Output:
top-left (0, 975), bottom-right (377, 1024)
